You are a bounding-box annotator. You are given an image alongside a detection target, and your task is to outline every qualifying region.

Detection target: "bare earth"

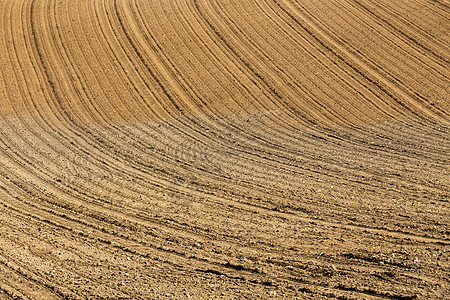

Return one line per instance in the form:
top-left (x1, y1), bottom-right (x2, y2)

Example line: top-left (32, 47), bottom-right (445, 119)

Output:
top-left (0, 0), bottom-right (449, 299)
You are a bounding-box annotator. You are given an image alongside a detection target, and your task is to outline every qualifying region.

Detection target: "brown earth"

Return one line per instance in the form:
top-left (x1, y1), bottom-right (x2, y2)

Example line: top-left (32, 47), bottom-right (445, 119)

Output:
top-left (0, 0), bottom-right (449, 299)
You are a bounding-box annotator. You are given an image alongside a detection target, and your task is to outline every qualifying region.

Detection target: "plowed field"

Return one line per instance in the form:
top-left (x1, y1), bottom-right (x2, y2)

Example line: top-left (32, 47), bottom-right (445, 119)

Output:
top-left (0, 0), bottom-right (449, 299)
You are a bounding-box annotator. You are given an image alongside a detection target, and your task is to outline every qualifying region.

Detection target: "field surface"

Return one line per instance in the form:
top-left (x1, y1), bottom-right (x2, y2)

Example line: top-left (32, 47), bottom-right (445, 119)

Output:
top-left (0, 0), bottom-right (449, 299)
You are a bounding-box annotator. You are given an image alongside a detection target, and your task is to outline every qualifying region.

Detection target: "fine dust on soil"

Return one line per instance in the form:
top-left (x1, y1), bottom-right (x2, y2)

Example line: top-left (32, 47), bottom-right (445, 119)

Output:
top-left (0, 0), bottom-right (449, 299)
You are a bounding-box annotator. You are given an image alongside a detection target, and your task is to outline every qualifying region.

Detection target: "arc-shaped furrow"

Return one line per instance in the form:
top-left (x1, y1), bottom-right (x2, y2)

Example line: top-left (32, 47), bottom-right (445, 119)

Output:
top-left (0, 0), bottom-right (99, 200)
top-left (390, 0), bottom-right (450, 25)
top-left (111, 0), bottom-right (266, 151)
top-left (169, 0), bottom-right (352, 142)
top-left (87, 0), bottom-right (171, 123)
top-left (105, 0), bottom-right (264, 165)
top-left (3, 128), bottom-right (446, 298)
top-left (133, 1), bottom-right (450, 196)
top-left (110, 0), bottom-right (186, 117)
top-left (1, 0), bottom-right (107, 176)
top-left (304, 0), bottom-right (450, 118)
top-left (6, 131), bottom-right (442, 251)
top-left (1, 0), bottom-right (449, 298)
top-left (50, 0), bottom-right (136, 127)
top-left (0, 132), bottom-right (298, 264)
top-left (0, 1), bottom-right (134, 205)
top-left (350, 0), bottom-right (449, 64)
top-left (203, 0), bottom-right (394, 128)
top-left (25, 0), bottom-right (188, 192)
top-left (297, 0), bottom-right (450, 97)
top-left (90, 0), bottom-right (284, 193)
top-left (135, 0), bottom-right (416, 186)
top-left (87, 2), bottom-right (310, 211)
top-left (172, 0), bottom-right (377, 153)
top-left (243, 0), bottom-right (449, 147)
top-left (123, 0), bottom-right (450, 251)
top-left (191, 0), bottom-right (339, 129)
top-left (2, 0), bottom-right (446, 234)
top-left (109, 0), bottom-right (384, 204)
top-left (133, 0), bottom-right (275, 121)
top-left (279, 0), bottom-right (450, 120)
top-left (24, 0), bottom-right (135, 176)
top-left (110, 116), bottom-right (450, 214)
top-left (0, 122), bottom-right (278, 276)
top-left (5, 183), bottom-right (444, 300)
top-left (193, 0), bottom-right (446, 163)
top-left (14, 0), bottom-right (220, 223)
top-left (125, 0), bottom-right (312, 155)
top-left (94, 0), bottom-right (334, 214)
top-left (148, 0), bottom-right (390, 166)
top-left (1, 129), bottom-right (382, 282)
top-left (177, 0), bottom-right (331, 130)
top-left (2, 180), bottom-right (253, 278)
top-left (203, 0), bottom-right (408, 132)
top-left (51, 0), bottom-right (214, 197)
top-left (1, 85), bottom-right (444, 250)
top-left (197, 0), bottom-right (414, 125)
top-left (2, 191), bottom-right (310, 294)
top-left (128, 0), bottom-right (328, 156)
top-left (132, 0), bottom-right (324, 155)
top-left (270, 0), bottom-right (449, 123)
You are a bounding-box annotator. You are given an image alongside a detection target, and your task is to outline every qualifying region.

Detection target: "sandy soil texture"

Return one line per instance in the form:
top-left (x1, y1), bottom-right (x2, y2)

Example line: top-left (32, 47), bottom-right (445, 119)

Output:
top-left (0, 0), bottom-right (449, 299)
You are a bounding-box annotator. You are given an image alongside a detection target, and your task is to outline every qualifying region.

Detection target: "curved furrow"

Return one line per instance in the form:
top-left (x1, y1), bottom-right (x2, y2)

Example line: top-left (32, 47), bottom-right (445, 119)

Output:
top-left (84, 0), bottom-right (332, 216)
top-left (5, 0), bottom-right (450, 230)
top-left (11, 0), bottom-right (214, 220)
top-left (5, 110), bottom-right (442, 251)
top-left (112, 1), bottom-right (450, 176)
top-left (127, 0), bottom-right (329, 158)
top-left (149, 0), bottom-right (442, 183)
top-left (153, 0), bottom-right (400, 166)
top-left (187, 0), bottom-right (325, 126)
top-left (4, 183), bottom-right (446, 300)
top-left (253, 0), bottom-right (449, 139)
top-left (198, 0), bottom-right (415, 124)
top-left (170, 0), bottom-right (450, 192)
top-left (0, 1), bottom-right (256, 278)
top-left (0, 125), bottom-right (309, 269)
top-left (2, 183), bottom-right (339, 297)
top-left (133, 0), bottom-right (327, 155)
top-left (269, 0), bottom-right (449, 123)
top-left (2, 0), bottom-right (446, 240)
top-left (191, 0), bottom-right (353, 129)
top-left (203, 0), bottom-right (400, 128)
top-left (201, 0), bottom-right (412, 137)
top-left (172, 0), bottom-right (380, 151)
top-left (3, 116), bottom-right (446, 296)
top-left (389, 0), bottom-right (450, 27)
top-left (128, 0), bottom-right (324, 157)
top-left (349, 0), bottom-right (450, 64)
top-left (296, 0), bottom-right (449, 94)
top-left (51, 0), bottom-right (140, 126)
top-left (89, 0), bottom-right (312, 211)
top-left (312, 0), bottom-right (450, 119)
top-left (281, 0), bottom-right (450, 120)
top-left (1, 0), bottom-right (449, 298)
top-left (107, 0), bottom-right (382, 205)
top-left (118, 0), bottom-right (448, 237)
top-left (2, 173), bottom-right (271, 285)
top-left (193, 0), bottom-right (446, 162)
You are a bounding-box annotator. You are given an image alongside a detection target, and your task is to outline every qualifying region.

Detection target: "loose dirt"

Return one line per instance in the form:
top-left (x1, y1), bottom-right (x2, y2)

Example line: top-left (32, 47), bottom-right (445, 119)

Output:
top-left (0, 0), bottom-right (448, 299)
